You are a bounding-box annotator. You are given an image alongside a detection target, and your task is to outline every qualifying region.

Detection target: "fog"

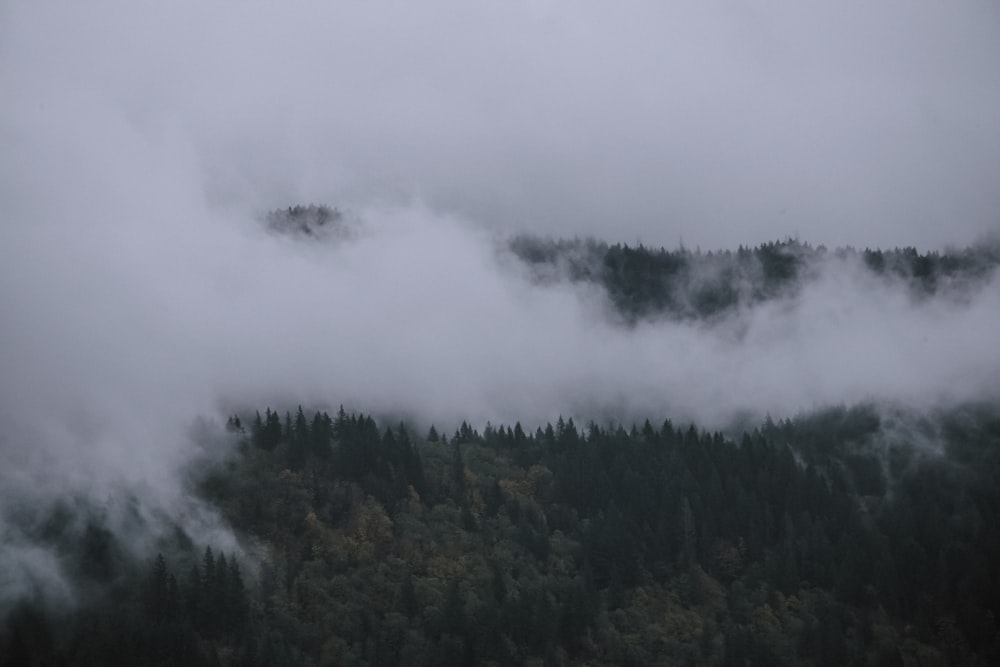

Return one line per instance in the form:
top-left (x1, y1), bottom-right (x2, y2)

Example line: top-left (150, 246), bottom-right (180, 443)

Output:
top-left (4, 1), bottom-right (1000, 248)
top-left (2, 0), bottom-right (1000, 611)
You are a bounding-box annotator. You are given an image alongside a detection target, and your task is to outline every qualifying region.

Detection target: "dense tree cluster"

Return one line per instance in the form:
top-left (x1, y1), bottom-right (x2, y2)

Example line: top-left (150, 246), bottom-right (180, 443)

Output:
top-left (2, 538), bottom-right (251, 666)
top-left (265, 205), bottom-right (347, 239)
top-left (11, 401), bottom-right (993, 665)
top-left (509, 236), bottom-right (1000, 322)
top-left (5, 396), bottom-right (1000, 667)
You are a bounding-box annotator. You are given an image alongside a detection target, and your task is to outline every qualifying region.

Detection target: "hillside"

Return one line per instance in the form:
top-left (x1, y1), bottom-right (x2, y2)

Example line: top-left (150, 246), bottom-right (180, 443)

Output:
top-left (5, 401), bottom-right (1000, 665)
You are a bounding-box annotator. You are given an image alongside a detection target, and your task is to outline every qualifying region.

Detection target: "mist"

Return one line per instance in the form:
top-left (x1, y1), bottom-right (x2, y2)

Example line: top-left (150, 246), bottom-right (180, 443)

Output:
top-left (2, 0), bottom-right (1000, 616)
top-left (4, 0), bottom-right (1000, 248)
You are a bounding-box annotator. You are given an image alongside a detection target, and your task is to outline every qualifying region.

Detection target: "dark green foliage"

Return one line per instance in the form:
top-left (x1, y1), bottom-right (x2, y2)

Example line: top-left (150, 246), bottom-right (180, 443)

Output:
top-left (6, 402), bottom-right (1000, 665)
top-left (510, 235), bottom-right (1000, 322)
top-left (2, 546), bottom-right (251, 666)
top-left (450, 439), bottom-right (466, 506)
top-left (253, 408), bottom-right (283, 451)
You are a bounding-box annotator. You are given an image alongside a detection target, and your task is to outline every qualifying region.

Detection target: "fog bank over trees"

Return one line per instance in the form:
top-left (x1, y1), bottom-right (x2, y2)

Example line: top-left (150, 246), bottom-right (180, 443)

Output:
top-left (3, 1), bottom-right (1000, 663)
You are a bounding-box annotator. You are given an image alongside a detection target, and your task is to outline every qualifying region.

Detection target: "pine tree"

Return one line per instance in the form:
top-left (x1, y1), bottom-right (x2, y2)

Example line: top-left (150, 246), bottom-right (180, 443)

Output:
top-left (207, 552), bottom-right (228, 635)
top-left (451, 441), bottom-right (467, 506)
top-left (680, 496), bottom-right (698, 567)
top-left (288, 406), bottom-right (308, 469)
top-left (399, 572), bottom-right (419, 619)
top-left (226, 414), bottom-right (243, 433)
top-left (310, 411), bottom-right (331, 459)
top-left (184, 563), bottom-right (202, 625)
top-left (228, 557), bottom-right (248, 632)
top-left (261, 408), bottom-right (282, 451)
top-left (165, 573), bottom-right (180, 623)
top-left (149, 553), bottom-right (168, 624)
top-left (333, 404), bottom-right (348, 440)
top-left (400, 423), bottom-right (426, 498)
top-left (442, 580), bottom-right (465, 636)
top-left (201, 547), bottom-right (216, 631)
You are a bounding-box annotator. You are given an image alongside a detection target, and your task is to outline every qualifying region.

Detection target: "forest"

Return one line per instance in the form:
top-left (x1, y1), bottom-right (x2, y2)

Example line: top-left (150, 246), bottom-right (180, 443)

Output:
top-left (6, 0), bottom-right (999, 662)
top-left (4, 398), bottom-right (1000, 665)
top-left (508, 236), bottom-right (1000, 322)
top-left (2, 235), bottom-right (999, 666)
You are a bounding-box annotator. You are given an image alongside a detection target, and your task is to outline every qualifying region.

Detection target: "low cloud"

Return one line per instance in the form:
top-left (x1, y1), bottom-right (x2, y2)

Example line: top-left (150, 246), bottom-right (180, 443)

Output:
top-left (2, 0), bottom-right (999, 612)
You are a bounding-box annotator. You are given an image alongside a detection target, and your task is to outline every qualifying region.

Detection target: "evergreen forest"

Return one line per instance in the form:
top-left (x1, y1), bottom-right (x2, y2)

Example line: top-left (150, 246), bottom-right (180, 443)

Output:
top-left (5, 399), bottom-right (1000, 665)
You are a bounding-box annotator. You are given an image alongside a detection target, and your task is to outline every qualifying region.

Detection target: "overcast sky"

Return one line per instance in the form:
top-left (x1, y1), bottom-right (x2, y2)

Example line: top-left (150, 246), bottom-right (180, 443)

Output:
top-left (3, 0), bottom-right (999, 249)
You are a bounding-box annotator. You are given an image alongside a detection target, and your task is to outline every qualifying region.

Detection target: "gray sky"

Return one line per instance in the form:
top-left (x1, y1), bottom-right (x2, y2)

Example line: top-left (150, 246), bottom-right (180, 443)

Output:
top-left (2, 0), bottom-right (1000, 608)
top-left (4, 0), bottom-right (999, 249)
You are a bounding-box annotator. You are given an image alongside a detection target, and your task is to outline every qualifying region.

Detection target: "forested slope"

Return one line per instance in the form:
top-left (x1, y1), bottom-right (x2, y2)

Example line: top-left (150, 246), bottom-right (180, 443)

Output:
top-left (509, 236), bottom-right (1000, 322)
top-left (6, 403), bottom-right (1000, 665)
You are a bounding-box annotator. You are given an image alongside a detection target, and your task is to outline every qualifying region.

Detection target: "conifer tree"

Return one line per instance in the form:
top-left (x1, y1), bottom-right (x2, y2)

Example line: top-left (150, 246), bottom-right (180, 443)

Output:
top-left (149, 553), bottom-right (168, 624)
top-left (228, 557), bottom-right (247, 632)
top-left (451, 440), bottom-right (466, 506)
top-left (399, 572), bottom-right (419, 619)
top-left (202, 546), bottom-right (216, 629)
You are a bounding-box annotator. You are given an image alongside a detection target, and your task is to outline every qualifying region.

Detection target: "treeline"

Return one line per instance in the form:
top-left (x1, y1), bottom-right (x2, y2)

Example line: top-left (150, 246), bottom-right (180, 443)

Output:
top-left (202, 403), bottom-right (999, 664)
top-left (5, 402), bottom-right (998, 665)
top-left (509, 236), bottom-right (1000, 321)
top-left (265, 204), bottom-right (347, 239)
top-left (2, 542), bottom-right (253, 666)
top-left (230, 406), bottom-right (427, 508)
top-left (147, 547), bottom-right (248, 636)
